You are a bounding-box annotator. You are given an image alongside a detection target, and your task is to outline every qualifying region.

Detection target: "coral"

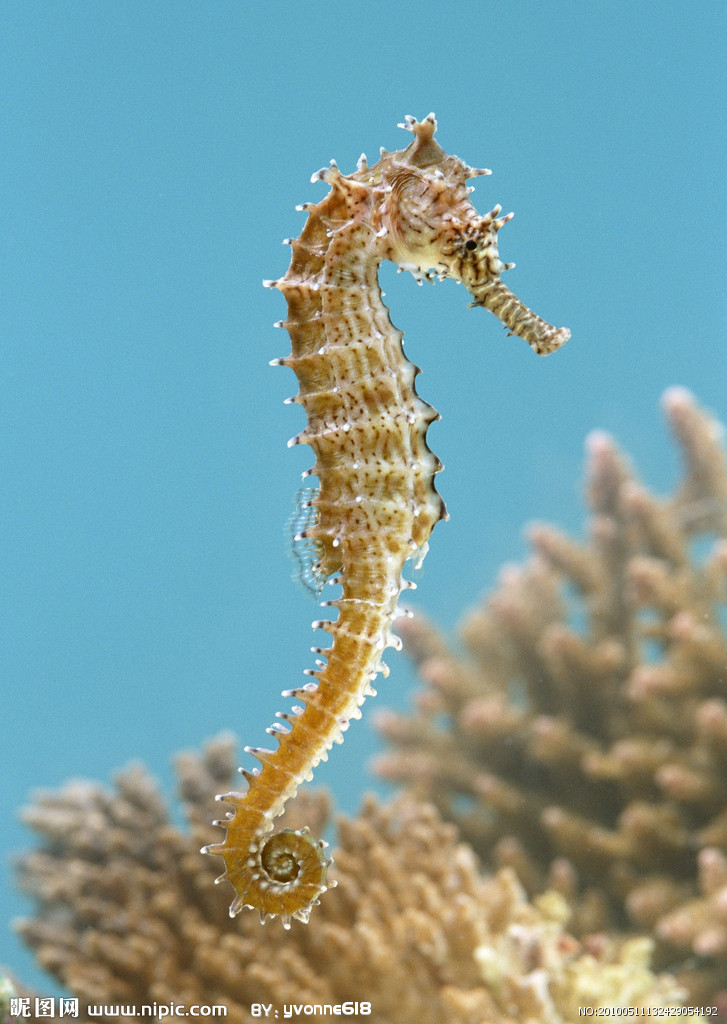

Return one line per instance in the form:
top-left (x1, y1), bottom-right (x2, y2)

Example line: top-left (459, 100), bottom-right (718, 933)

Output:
top-left (1, 974), bottom-right (24, 1024)
top-left (13, 736), bottom-right (687, 1023)
top-left (375, 388), bottom-right (727, 1007)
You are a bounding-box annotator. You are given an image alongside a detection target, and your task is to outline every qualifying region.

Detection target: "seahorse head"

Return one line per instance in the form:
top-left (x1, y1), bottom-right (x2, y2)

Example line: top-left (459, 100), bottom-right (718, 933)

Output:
top-left (371, 114), bottom-right (569, 355)
top-left (374, 114), bottom-right (504, 283)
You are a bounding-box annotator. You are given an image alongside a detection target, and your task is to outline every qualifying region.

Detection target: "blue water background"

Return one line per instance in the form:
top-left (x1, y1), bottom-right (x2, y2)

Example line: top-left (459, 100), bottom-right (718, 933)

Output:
top-left (2, 1), bottom-right (725, 991)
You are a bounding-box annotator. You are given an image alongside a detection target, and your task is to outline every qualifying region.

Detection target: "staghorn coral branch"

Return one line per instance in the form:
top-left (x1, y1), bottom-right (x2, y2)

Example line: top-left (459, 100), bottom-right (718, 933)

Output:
top-left (12, 737), bottom-right (688, 1023)
top-left (376, 389), bottom-right (727, 1010)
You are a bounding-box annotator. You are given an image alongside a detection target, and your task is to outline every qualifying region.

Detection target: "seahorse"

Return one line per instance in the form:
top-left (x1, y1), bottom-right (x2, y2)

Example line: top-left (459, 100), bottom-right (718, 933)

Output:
top-left (203, 114), bottom-right (569, 925)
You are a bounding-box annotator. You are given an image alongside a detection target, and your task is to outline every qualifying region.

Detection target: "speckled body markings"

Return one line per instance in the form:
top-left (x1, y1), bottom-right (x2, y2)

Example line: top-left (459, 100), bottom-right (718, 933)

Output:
top-left (203, 115), bottom-right (569, 925)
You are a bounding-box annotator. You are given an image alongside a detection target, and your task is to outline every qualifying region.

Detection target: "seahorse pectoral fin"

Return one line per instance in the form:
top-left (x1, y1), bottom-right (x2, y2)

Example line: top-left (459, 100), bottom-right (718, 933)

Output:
top-left (469, 277), bottom-right (570, 356)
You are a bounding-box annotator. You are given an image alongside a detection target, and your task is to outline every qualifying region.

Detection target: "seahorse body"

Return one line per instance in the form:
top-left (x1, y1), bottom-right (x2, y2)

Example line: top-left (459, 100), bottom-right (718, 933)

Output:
top-left (203, 114), bottom-right (569, 925)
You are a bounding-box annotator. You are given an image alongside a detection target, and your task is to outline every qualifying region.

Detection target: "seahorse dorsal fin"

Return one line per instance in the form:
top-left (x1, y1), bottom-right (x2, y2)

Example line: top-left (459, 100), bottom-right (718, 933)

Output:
top-left (287, 486), bottom-right (329, 599)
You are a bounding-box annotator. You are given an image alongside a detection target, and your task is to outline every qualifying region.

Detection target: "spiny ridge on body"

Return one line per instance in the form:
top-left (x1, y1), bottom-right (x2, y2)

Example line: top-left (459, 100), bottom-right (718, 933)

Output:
top-left (203, 113), bottom-right (569, 926)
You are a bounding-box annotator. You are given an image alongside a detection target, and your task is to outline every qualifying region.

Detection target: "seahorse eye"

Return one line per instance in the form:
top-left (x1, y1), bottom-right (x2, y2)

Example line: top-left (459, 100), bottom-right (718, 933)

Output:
top-left (465, 239), bottom-right (477, 252)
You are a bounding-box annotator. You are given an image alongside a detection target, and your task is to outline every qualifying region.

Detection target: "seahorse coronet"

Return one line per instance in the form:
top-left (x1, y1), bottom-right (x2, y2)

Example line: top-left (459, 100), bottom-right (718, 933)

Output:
top-left (204, 115), bottom-right (569, 925)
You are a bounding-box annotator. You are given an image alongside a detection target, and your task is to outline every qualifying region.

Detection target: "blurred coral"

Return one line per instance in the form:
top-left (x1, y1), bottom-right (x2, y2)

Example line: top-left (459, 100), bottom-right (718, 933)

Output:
top-left (13, 735), bottom-right (688, 1023)
top-left (375, 388), bottom-right (727, 1006)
